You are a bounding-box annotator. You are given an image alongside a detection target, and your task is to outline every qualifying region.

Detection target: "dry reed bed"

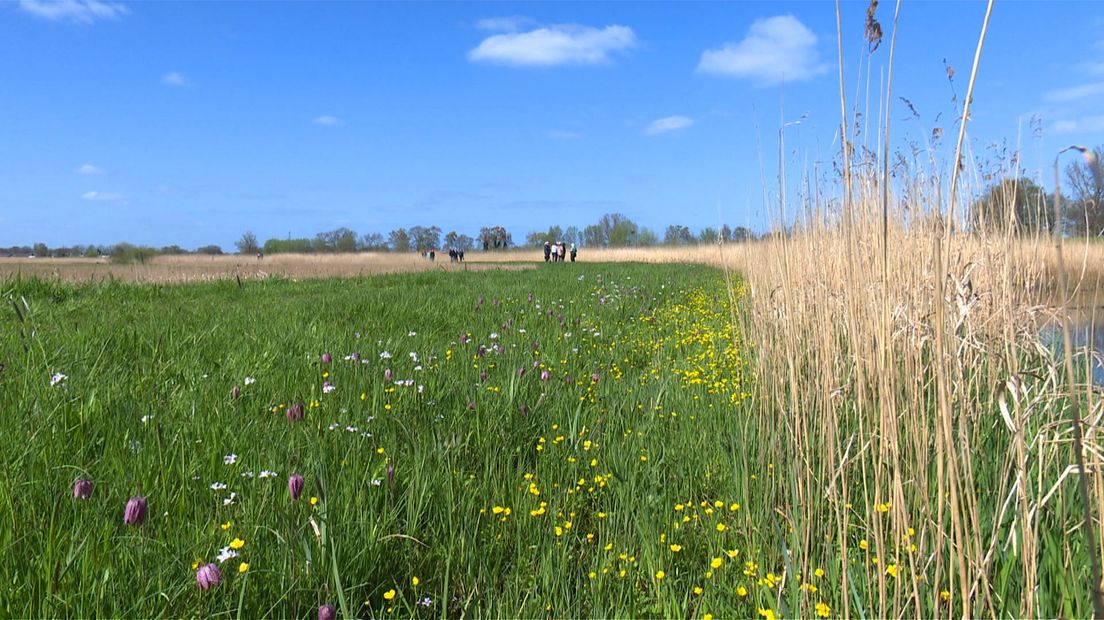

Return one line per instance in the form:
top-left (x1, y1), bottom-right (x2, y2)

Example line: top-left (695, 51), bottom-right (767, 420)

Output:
top-left (0, 253), bottom-right (532, 284)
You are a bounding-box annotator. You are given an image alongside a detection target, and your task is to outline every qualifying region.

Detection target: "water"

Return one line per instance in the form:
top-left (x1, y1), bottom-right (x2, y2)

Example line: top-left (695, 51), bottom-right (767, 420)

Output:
top-left (1042, 319), bottom-right (1104, 386)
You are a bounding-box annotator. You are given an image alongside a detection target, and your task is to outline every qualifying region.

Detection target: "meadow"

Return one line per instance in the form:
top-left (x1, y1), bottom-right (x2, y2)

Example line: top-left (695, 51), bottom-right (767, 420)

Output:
top-left (2, 262), bottom-right (765, 618)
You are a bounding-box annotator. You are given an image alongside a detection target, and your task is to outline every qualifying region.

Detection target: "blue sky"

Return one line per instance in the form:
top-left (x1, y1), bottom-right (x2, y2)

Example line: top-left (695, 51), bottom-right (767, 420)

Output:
top-left (2, 0), bottom-right (1103, 249)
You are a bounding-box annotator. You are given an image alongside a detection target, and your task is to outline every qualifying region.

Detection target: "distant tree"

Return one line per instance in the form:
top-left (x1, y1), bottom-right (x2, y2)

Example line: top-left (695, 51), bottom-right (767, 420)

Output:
top-left (389, 228), bottom-right (411, 252)
top-left (408, 226), bottom-right (442, 252)
top-left (479, 226), bottom-right (512, 250)
top-left (32, 242), bottom-right (48, 257)
top-left (444, 231), bottom-right (460, 249)
top-left (361, 233), bottom-right (387, 250)
top-left (637, 227), bottom-right (659, 247)
top-left (84, 245), bottom-right (101, 258)
top-left (719, 224), bottom-right (732, 242)
top-left (596, 213), bottom-right (637, 247)
top-left (1064, 146), bottom-right (1104, 236)
top-left (582, 224), bottom-right (604, 247)
top-left (525, 231), bottom-right (547, 247)
top-left (160, 245), bottom-right (187, 255)
top-left (664, 225), bottom-right (694, 245)
top-left (563, 226), bottom-right (580, 246)
top-left (263, 238), bottom-right (314, 253)
top-left (235, 231), bottom-right (260, 255)
top-left (731, 226), bottom-right (754, 242)
top-left (196, 245), bottom-right (224, 255)
top-left (969, 177), bottom-right (1052, 234)
top-left (455, 234), bottom-right (475, 251)
top-left (698, 227), bottom-right (719, 244)
top-left (314, 227), bottom-right (358, 252)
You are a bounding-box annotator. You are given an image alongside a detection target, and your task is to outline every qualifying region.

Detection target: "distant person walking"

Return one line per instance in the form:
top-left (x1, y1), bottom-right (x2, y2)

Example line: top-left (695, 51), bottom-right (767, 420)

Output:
top-left (543, 241), bottom-right (551, 262)
top-left (570, 243), bottom-right (577, 262)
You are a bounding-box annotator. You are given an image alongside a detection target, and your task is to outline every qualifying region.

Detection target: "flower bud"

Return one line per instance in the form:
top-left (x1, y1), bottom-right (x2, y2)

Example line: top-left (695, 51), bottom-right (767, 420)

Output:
top-left (386, 462), bottom-right (395, 490)
top-left (540, 370), bottom-right (550, 381)
top-left (321, 352), bottom-right (332, 364)
top-left (230, 385), bottom-right (241, 400)
top-left (517, 367), bottom-right (526, 378)
top-left (591, 372), bottom-right (601, 383)
top-left (286, 402), bottom-right (305, 422)
top-left (72, 478), bottom-right (93, 500)
top-left (459, 334), bottom-right (469, 344)
top-left (288, 474), bottom-right (305, 501)
top-left (518, 403), bottom-right (529, 416)
top-left (384, 368), bottom-right (393, 382)
top-left (318, 605), bottom-right (337, 620)
top-left (195, 563), bottom-right (222, 590)
top-left (123, 496), bottom-right (147, 525)
top-left (479, 371), bottom-right (487, 383)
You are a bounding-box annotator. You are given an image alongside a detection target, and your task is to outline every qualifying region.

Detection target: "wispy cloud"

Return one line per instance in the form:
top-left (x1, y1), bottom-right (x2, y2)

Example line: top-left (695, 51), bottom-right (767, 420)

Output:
top-left (162, 72), bottom-right (190, 87)
top-left (1045, 81), bottom-right (1104, 103)
top-left (80, 190), bottom-right (126, 203)
top-left (75, 163), bottom-right (104, 175)
top-left (644, 116), bottom-right (694, 136)
top-left (313, 115), bottom-right (343, 126)
top-left (1051, 115), bottom-right (1104, 135)
top-left (19, 0), bottom-right (129, 23)
top-left (468, 23), bottom-right (636, 67)
top-left (547, 129), bottom-right (584, 140)
top-left (696, 15), bottom-right (828, 85)
top-left (476, 16), bottom-right (534, 32)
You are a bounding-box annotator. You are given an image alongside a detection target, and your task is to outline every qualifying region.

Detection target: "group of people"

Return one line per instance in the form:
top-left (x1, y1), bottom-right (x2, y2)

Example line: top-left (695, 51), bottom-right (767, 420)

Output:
top-left (543, 241), bottom-right (577, 263)
top-left (447, 248), bottom-right (466, 262)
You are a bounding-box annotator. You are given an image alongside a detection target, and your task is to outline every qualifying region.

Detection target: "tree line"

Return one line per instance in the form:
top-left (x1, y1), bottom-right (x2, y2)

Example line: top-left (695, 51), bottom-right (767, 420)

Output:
top-left (969, 144), bottom-right (1104, 236)
top-left (16, 149), bottom-right (1100, 261)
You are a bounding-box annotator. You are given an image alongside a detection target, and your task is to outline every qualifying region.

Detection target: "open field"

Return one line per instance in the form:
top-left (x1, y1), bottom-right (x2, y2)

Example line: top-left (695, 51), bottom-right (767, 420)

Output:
top-left (2, 232), bottom-right (1103, 617)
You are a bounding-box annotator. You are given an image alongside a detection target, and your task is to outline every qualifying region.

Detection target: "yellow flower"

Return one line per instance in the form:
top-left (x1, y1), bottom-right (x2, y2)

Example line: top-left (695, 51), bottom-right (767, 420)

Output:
top-left (220, 521), bottom-right (231, 531)
top-left (726, 549), bottom-right (739, 559)
top-left (229, 538), bottom-right (245, 550)
top-left (859, 539), bottom-right (869, 551)
top-left (886, 564), bottom-right (897, 578)
top-left (383, 589), bottom-right (396, 601)
top-left (710, 557), bottom-right (724, 569)
top-left (715, 523), bottom-right (727, 533)
top-left (655, 570), bottom-right (666, 580)
top-left (693, 586), bottom-right (703, 595)
top-left (377, 447), bottom-right (386, 454)
top-left (191, 560), bottom-right (200, 570)
top-left (815, 602), bottom-right (831, 617)
top-left (411, 576), bottom-right (420, 586)
top-left (670, 544), bottom-right (683, 553)
top-left (814, 568), bottom-right (825, 578)
top-left (704, 614), bottom-right (713, 620)
top-left (736, 585), bottom-right (748, 597)
top-left (940, 590), bottom-right (951, 602)
top-left (729, 502), bottom-right (740, 511)
top-left (758, 608), bottom-right (776, 620)
top-left (238, 562), bottom-right (249, 574)
top-left (310, 496), bottom-right (319, 506)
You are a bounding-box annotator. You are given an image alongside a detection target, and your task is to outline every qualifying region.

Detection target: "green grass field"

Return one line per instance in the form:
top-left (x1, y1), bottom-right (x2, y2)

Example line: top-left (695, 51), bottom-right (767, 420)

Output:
top-left (1, 263), bottom-right (768, 618)
top-left (4, 261), bottom-right (1099, 619)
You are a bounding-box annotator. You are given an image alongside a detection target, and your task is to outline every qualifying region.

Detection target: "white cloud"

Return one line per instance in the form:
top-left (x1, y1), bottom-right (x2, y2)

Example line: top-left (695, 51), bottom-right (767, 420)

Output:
top-left (19, 0), bottom-right (128, 23)
top-left (468, 24), bottom-right (636, 67)
top-left (76, 163), bottom-right (104, 175)
top-left (547, 129), bottom-right (583, 140)
top-left (162, 72), bottom-right (190, 87)
top-left (1044, 81), bottom-right (1104, 103)
top-left (80, 190), bottom-right (126, 202)
top-left (644, 116), bottom-right (694, 136)
top-left (1051, 115), bottom-right (1104, 135)
top-left (313, 115), bottom-right (342, 126)
top-left (696, 15), bottom-right (828, 85)
top-left (476, 16), bottom-right (534, 32)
